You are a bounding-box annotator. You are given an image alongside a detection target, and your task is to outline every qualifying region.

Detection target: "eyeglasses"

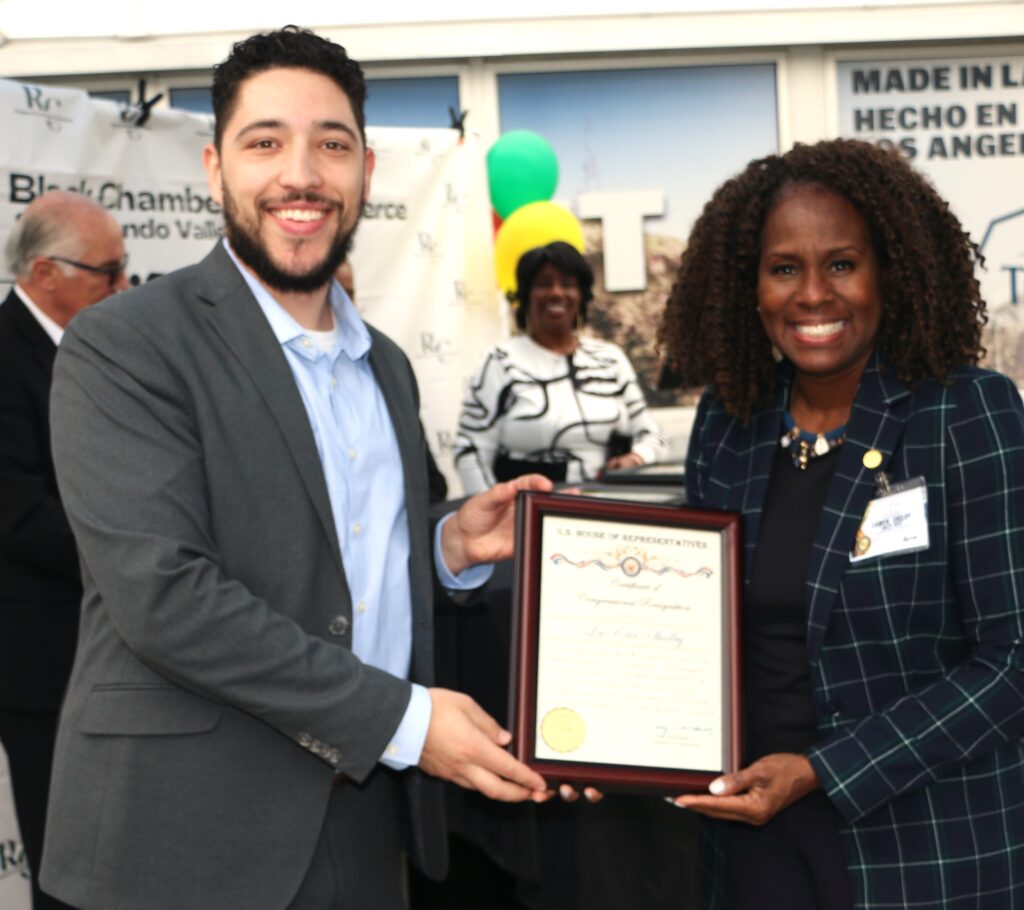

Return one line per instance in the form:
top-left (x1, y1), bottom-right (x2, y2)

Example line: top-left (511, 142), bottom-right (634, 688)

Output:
top-left (48, 255), bottom-right (129, 287)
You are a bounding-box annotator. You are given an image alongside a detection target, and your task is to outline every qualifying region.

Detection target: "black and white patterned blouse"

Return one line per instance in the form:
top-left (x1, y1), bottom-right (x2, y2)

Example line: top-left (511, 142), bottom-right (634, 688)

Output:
top-left (454, 334), bottom-right (668, 494)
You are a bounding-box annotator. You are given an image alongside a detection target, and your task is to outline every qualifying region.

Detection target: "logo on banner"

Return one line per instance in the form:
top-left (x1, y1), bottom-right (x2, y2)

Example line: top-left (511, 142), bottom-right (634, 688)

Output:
top-left (418, 232), bottom-right (439, 258)
top-left (420, 331), bottom-right (456, 364)
top-left (14, 85), bottom-right (71, 132)
top-left (0, 838), bottom-right (29, 880)
top-left (444, 182), bottom-right (461, 213)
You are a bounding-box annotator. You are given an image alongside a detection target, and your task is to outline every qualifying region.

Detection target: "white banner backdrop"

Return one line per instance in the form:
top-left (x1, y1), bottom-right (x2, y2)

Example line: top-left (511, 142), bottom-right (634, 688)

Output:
top-left (0, 80), bottom-right (506, 902)
top-left (354, 126), bottom-right (506, 475)
top-left (836, 53), bottom-right (1024, 383)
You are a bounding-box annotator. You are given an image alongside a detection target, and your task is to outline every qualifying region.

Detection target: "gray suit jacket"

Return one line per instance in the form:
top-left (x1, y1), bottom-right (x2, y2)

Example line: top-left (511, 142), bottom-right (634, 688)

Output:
top-left (40, 243), bottom-right (445, 910)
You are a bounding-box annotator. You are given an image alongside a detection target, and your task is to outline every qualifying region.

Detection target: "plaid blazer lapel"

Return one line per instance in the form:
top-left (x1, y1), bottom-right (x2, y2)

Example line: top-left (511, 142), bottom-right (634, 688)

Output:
top-left (805, 357), bottom-right (913, 661)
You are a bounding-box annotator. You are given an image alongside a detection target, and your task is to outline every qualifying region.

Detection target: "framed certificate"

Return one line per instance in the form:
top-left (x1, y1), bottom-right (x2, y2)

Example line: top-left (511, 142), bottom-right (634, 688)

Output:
top-left (509, 491), bottom-right (742, 793)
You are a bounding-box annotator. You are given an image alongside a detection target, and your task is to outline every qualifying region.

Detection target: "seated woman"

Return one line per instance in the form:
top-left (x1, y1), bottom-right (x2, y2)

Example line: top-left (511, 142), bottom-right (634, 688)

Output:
top-left (662, 138), bottom-right (1024, 908)
top-left (455, 241), bottom-right (667, 494)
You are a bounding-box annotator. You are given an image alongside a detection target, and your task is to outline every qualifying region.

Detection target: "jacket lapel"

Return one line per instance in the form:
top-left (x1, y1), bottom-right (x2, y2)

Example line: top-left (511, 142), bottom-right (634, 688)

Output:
top-left (195, 244), bottom-right (344, 573)
top-left (805, 356), bottom-right (912, 660)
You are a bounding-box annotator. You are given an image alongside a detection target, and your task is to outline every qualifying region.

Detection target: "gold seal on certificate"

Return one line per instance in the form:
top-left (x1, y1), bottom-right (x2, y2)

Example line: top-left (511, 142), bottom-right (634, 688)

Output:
top-left (540, 707), bottom-right (586, 753)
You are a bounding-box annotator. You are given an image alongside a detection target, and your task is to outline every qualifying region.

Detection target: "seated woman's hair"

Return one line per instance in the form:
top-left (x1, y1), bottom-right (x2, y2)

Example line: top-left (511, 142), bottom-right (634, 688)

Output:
top-left (514, 241), bottom-right (595, 330)
top-left (659, 138), bottom-right (986, 421)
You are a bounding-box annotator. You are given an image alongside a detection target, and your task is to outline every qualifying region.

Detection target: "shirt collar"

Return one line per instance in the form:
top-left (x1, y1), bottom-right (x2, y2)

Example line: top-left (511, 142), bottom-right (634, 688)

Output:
top-left (13, 283), bottom-right (64, 345)
top-left (223, 240), bottom-right (371, 362)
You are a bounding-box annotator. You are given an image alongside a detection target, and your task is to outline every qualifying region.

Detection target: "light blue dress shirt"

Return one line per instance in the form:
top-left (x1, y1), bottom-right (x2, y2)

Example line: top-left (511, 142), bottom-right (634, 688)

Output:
top-left (225, 243), bottom-right (490, 769)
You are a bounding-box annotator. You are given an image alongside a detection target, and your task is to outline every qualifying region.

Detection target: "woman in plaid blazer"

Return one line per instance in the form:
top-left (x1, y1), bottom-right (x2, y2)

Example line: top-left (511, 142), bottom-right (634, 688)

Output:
top-left (662, 139), bottom-right (1024, 908)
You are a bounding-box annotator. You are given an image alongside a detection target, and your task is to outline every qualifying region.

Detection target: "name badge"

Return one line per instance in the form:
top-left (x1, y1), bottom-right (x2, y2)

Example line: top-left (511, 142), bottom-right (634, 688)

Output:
top-left (850, 476), bottom-right (929, 563)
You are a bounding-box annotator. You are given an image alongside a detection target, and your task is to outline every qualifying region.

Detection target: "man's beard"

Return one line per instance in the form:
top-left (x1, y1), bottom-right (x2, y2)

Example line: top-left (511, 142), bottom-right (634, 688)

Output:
top-left (223, 187), bottom-right (359, 294)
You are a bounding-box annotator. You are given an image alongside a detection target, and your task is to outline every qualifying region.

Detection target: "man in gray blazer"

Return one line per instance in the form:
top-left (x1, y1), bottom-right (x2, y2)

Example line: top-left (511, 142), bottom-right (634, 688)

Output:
top-left (40, 27), bottom-right (549, 910)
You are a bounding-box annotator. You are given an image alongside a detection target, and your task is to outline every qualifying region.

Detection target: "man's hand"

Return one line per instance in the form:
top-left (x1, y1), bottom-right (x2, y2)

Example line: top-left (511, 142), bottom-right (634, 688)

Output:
top-left (668, 753), bottom-right (820, 825)
top-left (419, 688), bottom-right (548, 802)
top-left (440, 474), bottom-right (553, 576)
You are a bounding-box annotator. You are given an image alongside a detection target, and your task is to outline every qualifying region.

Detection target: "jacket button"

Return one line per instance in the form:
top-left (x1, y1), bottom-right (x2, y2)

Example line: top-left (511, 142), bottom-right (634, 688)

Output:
top-left (329, 615), bottom-right (350, 636)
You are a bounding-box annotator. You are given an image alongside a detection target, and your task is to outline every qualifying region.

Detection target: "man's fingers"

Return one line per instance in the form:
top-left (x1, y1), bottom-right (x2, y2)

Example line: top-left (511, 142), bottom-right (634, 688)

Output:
top-left (510, 473), bottom-right (553, 494)
top-left (434, 739), bottom-right (546, 801)
top-left (421, 688), bottom-right (547, 798)
top-left (455, 692), bottom-right (507, 742)
top-left (460, 764), bottom-right (538, 802)
top-left (476, 737), bottom-right (546, 792)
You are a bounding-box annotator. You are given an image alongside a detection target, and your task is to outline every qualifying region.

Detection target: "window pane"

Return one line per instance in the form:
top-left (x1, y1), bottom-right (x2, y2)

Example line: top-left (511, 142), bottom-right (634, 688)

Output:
top-left (365, 76), bottom-right (459, 128)
top-left (170, 87), bottom-right (213, 114)
top-left (497, 65), bottom-right (779, 405)
top-left (167, 77), bottom-right (459, 127)
top-left (90, 90), bottom-right (131, 104)
top-left (498, 65), bottom-right (778, 243)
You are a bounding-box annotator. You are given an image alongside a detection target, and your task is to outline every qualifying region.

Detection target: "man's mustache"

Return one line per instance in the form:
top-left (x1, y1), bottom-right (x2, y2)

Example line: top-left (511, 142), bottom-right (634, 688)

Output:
top-left (261, 193), bottom-right (341, 210)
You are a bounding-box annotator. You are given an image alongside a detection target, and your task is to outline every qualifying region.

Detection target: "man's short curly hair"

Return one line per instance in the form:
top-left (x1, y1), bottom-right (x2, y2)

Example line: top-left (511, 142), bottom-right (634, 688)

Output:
top-left (658, 138), bottom-right (986, 421)
top-left (212, 26), bottom-right (367, 149)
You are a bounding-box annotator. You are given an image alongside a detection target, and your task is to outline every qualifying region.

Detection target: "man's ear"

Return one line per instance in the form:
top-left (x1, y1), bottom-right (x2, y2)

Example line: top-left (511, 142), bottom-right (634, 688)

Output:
top-left (203, 143), bottom-right (224, 206)
top-left (29, 257), bottom-right (60, 292)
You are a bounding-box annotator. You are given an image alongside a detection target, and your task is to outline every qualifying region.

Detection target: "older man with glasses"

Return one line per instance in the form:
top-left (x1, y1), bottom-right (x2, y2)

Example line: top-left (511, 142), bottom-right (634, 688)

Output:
top-left (0, 190), bottom-right (127, 910)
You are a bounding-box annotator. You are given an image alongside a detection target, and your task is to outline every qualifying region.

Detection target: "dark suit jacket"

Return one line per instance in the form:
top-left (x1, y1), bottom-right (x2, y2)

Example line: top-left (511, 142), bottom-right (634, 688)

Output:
top-left (688, 357), bottom-right (1024, 908)
top-left (40, 244), bottom-right (445, 910)
top-left (0, 290), bottom-right (80, 710)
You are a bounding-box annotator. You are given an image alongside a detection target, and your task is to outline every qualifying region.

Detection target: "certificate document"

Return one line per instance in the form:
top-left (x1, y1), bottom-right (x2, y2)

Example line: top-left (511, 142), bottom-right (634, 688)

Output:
top-left (510, 492), bottom-right (741, 792)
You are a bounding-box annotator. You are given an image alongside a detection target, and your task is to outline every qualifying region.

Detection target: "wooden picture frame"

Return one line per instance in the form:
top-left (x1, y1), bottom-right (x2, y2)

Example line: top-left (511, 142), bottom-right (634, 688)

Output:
top-left (509, 491), bottom-right (742, 793)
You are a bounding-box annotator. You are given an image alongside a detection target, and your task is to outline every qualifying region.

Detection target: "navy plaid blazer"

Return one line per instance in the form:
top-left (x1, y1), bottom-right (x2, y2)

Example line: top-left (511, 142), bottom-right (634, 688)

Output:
top-left (687, 356), bottom-right (1024, 908)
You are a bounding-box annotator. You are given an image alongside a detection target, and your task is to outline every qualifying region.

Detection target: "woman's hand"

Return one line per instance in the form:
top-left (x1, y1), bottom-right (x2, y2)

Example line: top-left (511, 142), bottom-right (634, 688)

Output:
top-left (605, 452), bottom-right (644, 471)
top-left (668, 753), bottom-right (820, 826)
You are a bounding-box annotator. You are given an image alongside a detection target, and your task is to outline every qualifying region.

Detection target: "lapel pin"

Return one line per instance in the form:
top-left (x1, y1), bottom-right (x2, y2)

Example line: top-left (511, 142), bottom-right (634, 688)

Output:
top-left (862, 449), bottom-right (883, 470)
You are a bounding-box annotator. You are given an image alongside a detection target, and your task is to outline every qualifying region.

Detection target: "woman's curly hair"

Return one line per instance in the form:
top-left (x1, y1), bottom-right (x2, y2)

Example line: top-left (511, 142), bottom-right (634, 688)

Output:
top-left (658, 138), bottom-right (986, 421)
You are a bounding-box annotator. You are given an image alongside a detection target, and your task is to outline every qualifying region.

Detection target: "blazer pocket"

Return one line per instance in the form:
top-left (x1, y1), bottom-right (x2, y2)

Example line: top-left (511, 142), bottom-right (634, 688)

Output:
top-left (79, 684), bottom-right (223, 736)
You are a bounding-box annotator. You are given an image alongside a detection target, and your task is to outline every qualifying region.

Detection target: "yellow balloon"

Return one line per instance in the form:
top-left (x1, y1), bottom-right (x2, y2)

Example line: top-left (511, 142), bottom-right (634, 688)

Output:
top-left (494, 201), bottom-right (585, 298)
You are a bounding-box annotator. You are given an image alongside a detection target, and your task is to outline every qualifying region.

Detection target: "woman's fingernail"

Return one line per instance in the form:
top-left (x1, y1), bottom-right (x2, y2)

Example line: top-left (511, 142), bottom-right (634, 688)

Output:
top-left (709, 779), bottom-right (726, 795)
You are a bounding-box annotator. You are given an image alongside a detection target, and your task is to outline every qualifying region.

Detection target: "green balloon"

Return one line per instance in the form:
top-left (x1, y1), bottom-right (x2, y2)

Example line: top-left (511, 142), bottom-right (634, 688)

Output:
top-left (487, 130), bottom-right (559, 220)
